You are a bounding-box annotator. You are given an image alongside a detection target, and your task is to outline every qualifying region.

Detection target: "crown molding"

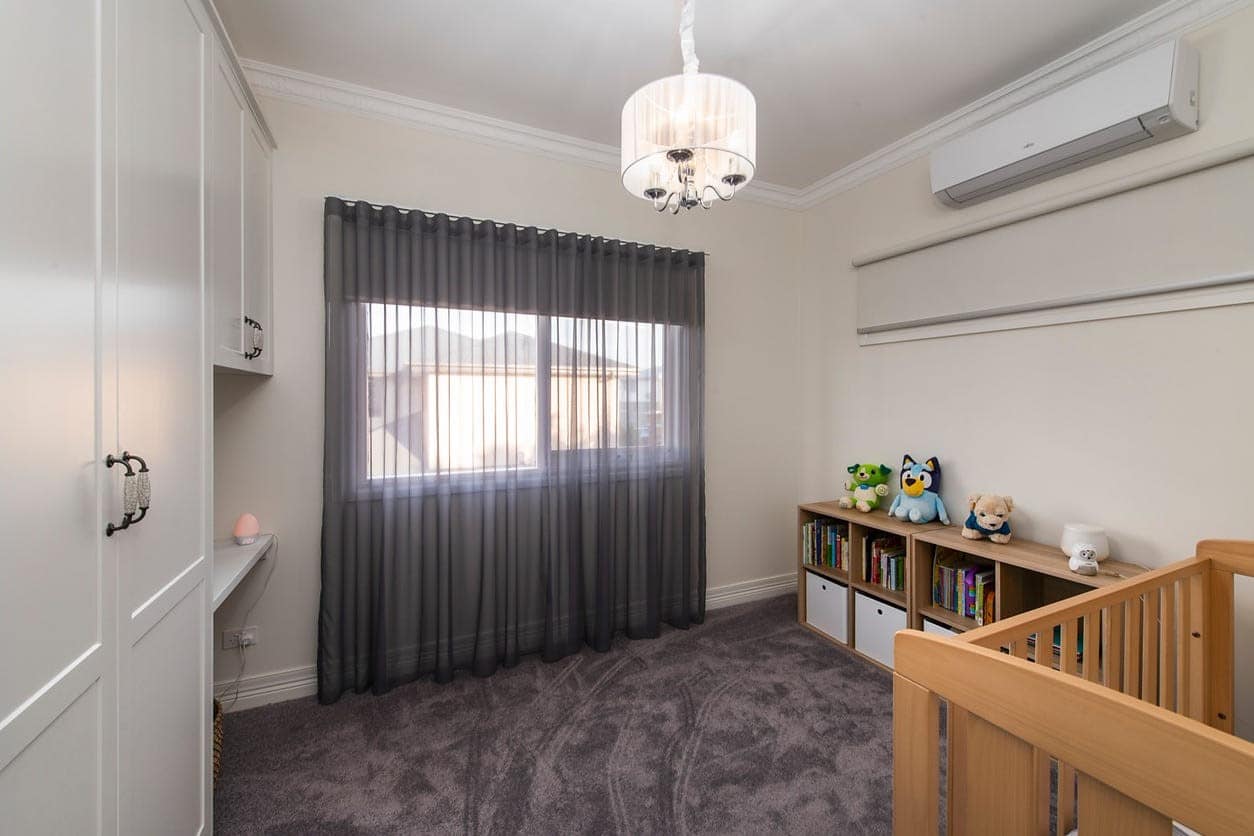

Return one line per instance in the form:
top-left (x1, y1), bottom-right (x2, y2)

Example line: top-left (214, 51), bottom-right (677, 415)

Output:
top-left (240, 0), bottom-right (1250, 213)
top-left (789, 0), bottom-right (1252, 209)
top-left (239, 59), bottom-right (805, 210)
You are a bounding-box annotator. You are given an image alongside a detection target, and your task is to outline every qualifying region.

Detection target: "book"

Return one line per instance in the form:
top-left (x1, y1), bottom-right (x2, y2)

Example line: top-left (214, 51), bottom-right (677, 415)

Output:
top-left (864, 535), bottom-right (906, 592)
top-left (974, 569), bottom-right (995, 626)
top-left (933, 548), bottom-right (994, 622)
top-left (801, 519), bottom-right (850, 573)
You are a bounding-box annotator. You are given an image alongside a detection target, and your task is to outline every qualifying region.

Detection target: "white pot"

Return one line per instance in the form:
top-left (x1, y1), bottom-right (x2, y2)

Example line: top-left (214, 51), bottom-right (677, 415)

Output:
top-left (1060, 523), bottom-right (1110, 562)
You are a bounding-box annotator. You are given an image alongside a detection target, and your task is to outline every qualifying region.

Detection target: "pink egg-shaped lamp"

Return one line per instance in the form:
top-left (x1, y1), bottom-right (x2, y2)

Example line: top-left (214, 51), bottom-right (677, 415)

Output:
top-left (233, 513), bottom-right (260, 546)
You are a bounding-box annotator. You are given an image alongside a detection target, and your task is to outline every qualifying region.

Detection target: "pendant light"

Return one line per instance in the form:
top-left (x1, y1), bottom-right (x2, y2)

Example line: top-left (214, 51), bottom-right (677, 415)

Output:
top-left (620, 0), bottom-right (757, 213)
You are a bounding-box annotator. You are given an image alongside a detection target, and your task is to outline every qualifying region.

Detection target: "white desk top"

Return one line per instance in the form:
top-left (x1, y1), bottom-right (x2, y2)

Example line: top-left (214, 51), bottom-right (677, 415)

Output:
top-left (212, 533), bottom-right (275, 611)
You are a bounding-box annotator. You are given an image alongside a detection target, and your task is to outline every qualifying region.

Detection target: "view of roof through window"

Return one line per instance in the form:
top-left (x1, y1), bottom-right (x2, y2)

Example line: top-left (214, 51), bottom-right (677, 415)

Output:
top-left (365, 303), bottom-right (672, 479)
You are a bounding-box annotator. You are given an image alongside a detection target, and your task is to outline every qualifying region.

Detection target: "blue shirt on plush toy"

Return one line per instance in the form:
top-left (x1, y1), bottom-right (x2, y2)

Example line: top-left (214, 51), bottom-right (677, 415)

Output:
top-left (887, 454), bottom-right (950, 525)
top-left (964, 511), bottom-right (1009, 537)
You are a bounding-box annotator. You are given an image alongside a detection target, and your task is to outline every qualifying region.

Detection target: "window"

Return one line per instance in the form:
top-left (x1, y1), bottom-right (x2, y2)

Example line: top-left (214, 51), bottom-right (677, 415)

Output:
top-left (365, 303), bottom-right (678, 482)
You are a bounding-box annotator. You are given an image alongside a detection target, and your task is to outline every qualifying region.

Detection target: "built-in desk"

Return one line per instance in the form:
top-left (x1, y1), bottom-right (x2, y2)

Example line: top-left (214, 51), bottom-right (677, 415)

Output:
top-left (212, 533), bottom-right (275, 611)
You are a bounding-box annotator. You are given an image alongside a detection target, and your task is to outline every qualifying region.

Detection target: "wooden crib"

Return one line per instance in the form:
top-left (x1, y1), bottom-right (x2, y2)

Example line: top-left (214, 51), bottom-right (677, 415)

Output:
top-left (892, 539), bottom-right (1254, 835)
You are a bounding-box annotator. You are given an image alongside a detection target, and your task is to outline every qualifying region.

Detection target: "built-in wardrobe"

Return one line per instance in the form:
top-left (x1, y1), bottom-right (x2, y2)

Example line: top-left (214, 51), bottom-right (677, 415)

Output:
top-left (0, 1), bottom-right (273, 831)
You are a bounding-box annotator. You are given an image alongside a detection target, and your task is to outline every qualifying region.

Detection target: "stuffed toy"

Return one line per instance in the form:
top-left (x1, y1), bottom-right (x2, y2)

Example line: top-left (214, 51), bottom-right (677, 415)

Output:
top-left (888, 454), bottom-right (950, 525)
top-left (837, 463), bottom-right (893, 512)
top-left (961, 494), bottom-right (1014, 544)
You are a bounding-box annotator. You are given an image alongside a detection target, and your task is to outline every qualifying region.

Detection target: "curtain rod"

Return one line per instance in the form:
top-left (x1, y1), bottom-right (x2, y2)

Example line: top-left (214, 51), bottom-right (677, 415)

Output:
top-left (328, 196), bottom-right (710, 258)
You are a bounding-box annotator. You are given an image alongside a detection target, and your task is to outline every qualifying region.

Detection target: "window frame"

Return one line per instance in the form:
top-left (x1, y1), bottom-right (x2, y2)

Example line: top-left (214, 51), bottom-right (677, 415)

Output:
top-left (355, 304), bottom-right (686, 492)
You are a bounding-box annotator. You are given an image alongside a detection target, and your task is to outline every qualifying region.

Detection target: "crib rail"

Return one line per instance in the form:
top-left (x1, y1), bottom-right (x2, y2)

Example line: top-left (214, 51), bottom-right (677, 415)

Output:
top-left (893, 540), bottom-right (1254, 835)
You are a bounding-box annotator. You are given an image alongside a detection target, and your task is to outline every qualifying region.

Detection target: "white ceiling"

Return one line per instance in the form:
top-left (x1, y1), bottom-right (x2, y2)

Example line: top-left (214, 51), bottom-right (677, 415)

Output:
top-left (216, 0), bottom-right (1170, 190)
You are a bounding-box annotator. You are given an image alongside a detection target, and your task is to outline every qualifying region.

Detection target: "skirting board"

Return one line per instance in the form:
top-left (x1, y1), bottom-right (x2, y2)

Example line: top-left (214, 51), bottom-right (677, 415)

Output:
top-left (214, 571), bottom-right (798, 713)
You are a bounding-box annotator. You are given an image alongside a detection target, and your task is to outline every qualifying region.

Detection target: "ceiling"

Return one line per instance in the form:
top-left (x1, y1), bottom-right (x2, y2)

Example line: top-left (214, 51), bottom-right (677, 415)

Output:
top-left (216, 0), bottom-right (1170, 190)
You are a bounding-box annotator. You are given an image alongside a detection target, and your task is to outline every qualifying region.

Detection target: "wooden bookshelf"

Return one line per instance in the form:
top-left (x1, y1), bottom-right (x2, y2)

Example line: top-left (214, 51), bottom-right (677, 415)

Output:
top-left (912, 526), bottom-right (1148, 630)
top-left (917, 602), bottom-right (977, 633)
top-left (852, 579), bottom-right (907, 609)
top-left (804, 562), bottom-right (849, 584)
top-left (797, 502), bottom-right (943, 669)
top-left (797, 500), bottom-right (1149, 670)
top-left (912, 526), bottom-right (1147, 589)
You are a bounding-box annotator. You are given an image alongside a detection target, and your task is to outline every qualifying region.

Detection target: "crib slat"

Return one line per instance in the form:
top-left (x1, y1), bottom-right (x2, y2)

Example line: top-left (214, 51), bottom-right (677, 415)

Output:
top-left (1034, 628), bottom-right (1052, 668)
top-left (1059, 619), bottom-right (1076, 677)
top-left (1078, 772), bottom-right (1172, 835)
top-left (1141, 588), bottom-right (1159, 704)
top-left (1058, 762), bottom-right (1077, 835)
top-left (1124, 597), bottom-right (1142, 698)
top-left (1159, 583), bottom-right (1175, 711)
top-left (1177, 578), bottom-right (1194, 718)
top-left (1081, 612), bottom-right (1098, 682)
top-left (1104, 605), bottom-right (1123, 691)
top-left (1033, 750), bottom-right (1051, 834)
top-left (1186, 573), bottom-right (1205, 721)
top-left (951, 712), bottom-right (1040, 835)
top-left (1029, 627), bottom-right (1054, 836)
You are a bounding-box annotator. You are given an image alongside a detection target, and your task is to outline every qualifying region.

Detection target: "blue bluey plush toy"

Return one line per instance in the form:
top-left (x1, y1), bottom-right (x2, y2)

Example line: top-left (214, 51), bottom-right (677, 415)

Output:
top-left (888, 454), bottom-right (950, 525)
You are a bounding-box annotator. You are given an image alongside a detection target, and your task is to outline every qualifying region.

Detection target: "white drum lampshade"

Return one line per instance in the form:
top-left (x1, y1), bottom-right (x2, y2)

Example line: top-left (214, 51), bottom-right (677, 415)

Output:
top-left (620, 0), bottom-right (756, 213)
top-left (621, 73), bottom-right (756, 209)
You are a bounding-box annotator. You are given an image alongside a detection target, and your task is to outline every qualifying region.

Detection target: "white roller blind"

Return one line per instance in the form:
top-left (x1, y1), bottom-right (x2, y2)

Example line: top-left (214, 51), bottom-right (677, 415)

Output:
top-left (856, 154), bottom-right (1254, 342)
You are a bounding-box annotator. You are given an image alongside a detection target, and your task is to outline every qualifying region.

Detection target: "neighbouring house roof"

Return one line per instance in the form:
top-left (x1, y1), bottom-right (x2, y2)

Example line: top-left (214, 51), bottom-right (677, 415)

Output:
top-left (370, 326), bottom-right (637, 373)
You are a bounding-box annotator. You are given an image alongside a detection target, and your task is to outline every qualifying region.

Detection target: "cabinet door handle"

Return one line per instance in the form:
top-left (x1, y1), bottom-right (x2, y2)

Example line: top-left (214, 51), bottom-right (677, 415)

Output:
top-left (243, 316), bottom-right (264, 359)
top-left (105, 451), bottom-right (152, 536)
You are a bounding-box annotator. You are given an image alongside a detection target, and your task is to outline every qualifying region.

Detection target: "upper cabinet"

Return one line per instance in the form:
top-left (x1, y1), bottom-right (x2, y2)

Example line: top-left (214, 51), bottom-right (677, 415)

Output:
top-left (210, 36), bottom-right (275, 375)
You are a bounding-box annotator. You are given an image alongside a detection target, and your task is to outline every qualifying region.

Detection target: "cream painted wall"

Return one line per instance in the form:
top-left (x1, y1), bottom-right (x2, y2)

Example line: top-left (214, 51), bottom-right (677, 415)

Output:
top-left (217, 7), bottom-right (1254, 729)
top-left (213, 96), bottom-right (803, 693)
top-left (798, 6), bottom-right (1254, 736)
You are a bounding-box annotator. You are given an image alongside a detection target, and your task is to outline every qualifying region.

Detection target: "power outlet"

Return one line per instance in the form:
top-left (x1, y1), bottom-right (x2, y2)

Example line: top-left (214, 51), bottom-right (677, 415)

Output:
top-left (222, 626), bottom-right (259, 650)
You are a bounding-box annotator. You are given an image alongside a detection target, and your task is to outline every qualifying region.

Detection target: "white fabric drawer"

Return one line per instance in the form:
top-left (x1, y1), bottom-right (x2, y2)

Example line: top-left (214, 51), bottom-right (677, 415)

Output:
top-left (805, 571), bottom-right (848, 644)
top-left (923, 618), bottom-right (959, 639)
top-left (854, 591), bottom-right (907, 668)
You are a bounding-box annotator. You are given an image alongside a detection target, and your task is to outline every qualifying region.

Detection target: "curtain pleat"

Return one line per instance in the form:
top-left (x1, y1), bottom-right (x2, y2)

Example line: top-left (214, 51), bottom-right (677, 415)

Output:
top-left (319, 198), bottom-right (705, 703)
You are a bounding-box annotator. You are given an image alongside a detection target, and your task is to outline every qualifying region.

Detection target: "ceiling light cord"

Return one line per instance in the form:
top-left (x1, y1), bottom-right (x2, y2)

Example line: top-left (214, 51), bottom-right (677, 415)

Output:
top-left (679, 0), bottom-right (699, 75)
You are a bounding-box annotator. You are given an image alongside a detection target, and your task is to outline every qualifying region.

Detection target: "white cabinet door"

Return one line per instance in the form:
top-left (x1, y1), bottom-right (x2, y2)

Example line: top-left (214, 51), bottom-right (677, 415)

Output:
top-left (115, 0), bottom-right (212, 831)
top-left (211, 51), bottom-right (273, 376)
top-left (211, 48), bottom-right (247, 369)
top-left (0, 2), bottom-right (114, 831)
top-left (242, 114), bottom-right (274, 374)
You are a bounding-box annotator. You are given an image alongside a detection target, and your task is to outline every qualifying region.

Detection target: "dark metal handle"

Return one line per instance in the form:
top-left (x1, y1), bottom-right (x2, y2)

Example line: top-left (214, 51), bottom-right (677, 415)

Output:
top-left (105, 451), bottom-right (151, 536)
top-left (244, 316), bottom-right (264, 359)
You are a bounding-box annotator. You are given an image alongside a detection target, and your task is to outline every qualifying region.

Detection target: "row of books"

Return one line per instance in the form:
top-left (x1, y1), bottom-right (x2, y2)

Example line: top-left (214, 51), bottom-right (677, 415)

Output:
top-left (801, 520), bottom-right (851, 572)
top-left (932, 548), bottom-right (996, 625)
top-left (864, 536), bottom-right (906, 593)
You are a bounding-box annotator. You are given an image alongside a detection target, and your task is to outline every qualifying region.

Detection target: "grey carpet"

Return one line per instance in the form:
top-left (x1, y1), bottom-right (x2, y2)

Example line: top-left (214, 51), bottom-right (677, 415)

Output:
top-left (214, 595), bottom-right (893, 835)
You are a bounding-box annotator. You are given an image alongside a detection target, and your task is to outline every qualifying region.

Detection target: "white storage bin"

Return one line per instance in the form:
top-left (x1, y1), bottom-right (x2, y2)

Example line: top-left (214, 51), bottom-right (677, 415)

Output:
top-left (805, 570), bottom-right (848, 644)
top-left (923, 618), bottom-right (959, 639)
top-left (854, 591), bottom-right (907, 668)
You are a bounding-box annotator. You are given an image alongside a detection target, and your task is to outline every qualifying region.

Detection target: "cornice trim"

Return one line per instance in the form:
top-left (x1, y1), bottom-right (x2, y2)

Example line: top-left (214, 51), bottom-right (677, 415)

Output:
top-left (240, 0), bottom-right (1251, 212)
top-left (790, 0), bottom-right (1252, 209)
top-left (239, 59), bottom-right (806, 210)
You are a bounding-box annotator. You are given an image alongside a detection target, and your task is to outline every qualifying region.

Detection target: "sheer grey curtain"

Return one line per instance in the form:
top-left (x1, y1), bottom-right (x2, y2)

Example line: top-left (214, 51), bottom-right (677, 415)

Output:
top-left (319, 198), bottom-right (706, 702)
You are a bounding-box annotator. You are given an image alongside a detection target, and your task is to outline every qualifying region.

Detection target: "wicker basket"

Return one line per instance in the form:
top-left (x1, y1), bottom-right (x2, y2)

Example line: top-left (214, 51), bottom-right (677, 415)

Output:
top-left (213, 698), bottom-right (223, 787)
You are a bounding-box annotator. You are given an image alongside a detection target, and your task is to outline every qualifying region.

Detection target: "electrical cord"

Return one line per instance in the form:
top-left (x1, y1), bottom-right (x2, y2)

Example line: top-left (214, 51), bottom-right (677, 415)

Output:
top-left (216, 535), bottom-right (278, 710)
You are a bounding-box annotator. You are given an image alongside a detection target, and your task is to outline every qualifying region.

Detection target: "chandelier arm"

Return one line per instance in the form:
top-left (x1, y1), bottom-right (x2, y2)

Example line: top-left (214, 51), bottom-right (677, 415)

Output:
top-left (701, 182), bottom-right (738, 203)
top-left (679, 0), bottom-right (699, 74)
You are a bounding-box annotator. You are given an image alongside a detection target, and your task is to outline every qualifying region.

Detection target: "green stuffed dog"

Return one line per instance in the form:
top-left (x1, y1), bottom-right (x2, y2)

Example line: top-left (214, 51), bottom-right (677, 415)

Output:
top-left (837, 463), bottom-right (893, 512)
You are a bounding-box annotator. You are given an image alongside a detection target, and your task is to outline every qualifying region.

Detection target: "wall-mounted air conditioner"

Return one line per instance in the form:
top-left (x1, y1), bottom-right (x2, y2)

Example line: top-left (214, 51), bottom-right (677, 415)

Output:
top-left (930, 39), bottom-right (1199, 207)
